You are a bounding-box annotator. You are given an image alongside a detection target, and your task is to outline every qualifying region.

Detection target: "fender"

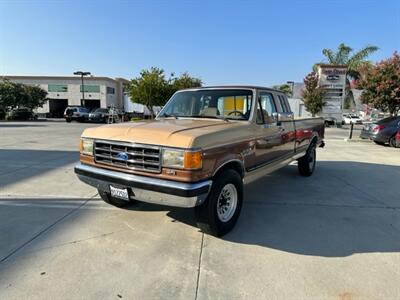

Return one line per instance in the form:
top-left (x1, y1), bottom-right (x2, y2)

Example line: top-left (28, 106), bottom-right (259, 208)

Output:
top-left (212, 157), bottom-right (245, 178)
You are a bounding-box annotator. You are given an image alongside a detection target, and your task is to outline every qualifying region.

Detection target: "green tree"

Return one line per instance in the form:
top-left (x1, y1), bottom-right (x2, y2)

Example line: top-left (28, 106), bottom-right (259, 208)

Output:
top-left (128, 67), bottom-right (168, 118)
top-left (356, 52), bottom-right (400, 115)
top-left (0, 79), bottom-right (47, 118)
top-left (301, 72), bottom-right (326, 117)
top-left (171, 72), bottom-right (202, 91)
top-left (128, 68), bottom-right (202, 118)
top-left (320, 43), bottom-right (378, 80)
top-left (22, 85), bottom-right (48, 110)
top-left (272, 84), bottom-right (292, 97)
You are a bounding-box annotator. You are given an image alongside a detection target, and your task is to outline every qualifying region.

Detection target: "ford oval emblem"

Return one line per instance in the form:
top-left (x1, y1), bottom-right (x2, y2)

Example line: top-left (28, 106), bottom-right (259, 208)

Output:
top-left (116, 152), bottom-right (129, 161)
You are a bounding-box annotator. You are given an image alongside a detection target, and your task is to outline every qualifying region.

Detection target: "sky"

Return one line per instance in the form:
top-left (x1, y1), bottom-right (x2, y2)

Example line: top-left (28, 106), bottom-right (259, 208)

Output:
top-left (0, 0), bottom-right (399, 86)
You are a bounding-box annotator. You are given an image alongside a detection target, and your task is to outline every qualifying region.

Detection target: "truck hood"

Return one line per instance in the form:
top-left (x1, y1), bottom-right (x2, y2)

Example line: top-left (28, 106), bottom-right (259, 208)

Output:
top-left (82, 118), bottom-right (243, 148)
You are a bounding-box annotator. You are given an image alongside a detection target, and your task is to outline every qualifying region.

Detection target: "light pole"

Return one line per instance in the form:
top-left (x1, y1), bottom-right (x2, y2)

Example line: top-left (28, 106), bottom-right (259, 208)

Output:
top-left (73, 71), bottom-right (91, 106)
top-left (286, 81), bottom-right (295, 97)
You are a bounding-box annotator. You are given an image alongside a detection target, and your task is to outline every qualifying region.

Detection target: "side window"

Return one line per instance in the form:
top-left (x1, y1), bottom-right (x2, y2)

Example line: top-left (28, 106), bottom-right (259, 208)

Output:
top-left (275, 95), bottom-right (285, 112)
top-left (279, 95), bottom-right (290, 112)
top-left (256, 92), bottom-right (277, 124)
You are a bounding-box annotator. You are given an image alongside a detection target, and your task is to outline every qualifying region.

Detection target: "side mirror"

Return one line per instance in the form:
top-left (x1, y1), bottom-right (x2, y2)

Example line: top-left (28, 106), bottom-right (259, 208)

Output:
top-left (272, 112), bottom-right (279, 121)
top-left (272, 112), bottom-right (281, 125)
top-left (272, 112), bottom-right (294, 125)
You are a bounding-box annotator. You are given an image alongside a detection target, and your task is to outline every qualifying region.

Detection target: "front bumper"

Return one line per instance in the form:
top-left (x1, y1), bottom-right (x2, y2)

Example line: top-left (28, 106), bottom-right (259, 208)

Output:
top-left (74, 163), bottom-right (212, 208)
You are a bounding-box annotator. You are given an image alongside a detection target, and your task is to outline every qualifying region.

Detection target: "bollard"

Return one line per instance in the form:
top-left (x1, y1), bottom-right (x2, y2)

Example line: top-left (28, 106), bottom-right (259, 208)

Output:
top-left (348, 123), bottom-right (354, 139)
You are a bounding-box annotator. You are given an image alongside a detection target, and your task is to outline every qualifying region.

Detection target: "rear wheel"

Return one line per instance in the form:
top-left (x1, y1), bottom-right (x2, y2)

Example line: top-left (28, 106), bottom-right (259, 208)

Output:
top-left (98, 189), bottom-right (131, 208)
top-left (66, 118), bottom-right (72, 123)
top-left (389, 135), bottom-right (397, 148)
top-left (195, 169), bottom-right (243, 237)
top-left (298, 143), bottom-right (316, 177)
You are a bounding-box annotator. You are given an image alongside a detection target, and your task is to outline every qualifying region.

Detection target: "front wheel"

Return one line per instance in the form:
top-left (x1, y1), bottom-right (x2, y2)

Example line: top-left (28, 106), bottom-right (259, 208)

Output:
top-left (298, 143), bottom-right (316, 176)
top-left (195, 170), bottom-right (243, 237)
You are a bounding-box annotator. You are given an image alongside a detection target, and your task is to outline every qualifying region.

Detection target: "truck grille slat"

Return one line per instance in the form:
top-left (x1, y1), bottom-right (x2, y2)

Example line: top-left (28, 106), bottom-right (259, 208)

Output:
top-left (94, 141), bottom-right (161, 173)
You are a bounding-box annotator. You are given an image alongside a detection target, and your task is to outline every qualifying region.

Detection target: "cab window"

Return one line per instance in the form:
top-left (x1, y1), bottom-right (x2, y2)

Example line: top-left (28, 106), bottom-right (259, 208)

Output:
top-left (275, 95), bottom-right (288, 112)
top-left (256, 92), bottom-right (276, 124)
top-left (280, 95), bottom-right (291, 112)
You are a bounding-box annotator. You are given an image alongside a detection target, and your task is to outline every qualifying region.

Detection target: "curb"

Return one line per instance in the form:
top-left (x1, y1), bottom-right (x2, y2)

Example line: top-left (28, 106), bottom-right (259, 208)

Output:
top-left (344, 138), bottom-right (372, 143)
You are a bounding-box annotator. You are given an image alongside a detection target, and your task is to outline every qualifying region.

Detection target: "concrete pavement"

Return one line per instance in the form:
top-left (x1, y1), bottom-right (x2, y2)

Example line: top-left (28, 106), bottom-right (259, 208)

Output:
top-left (0, 121), bottom-right (399, 299)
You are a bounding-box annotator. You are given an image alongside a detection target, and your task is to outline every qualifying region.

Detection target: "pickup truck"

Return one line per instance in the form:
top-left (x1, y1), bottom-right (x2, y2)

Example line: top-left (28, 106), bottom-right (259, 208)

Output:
top-left (75, 86), bottom-right (325, 236)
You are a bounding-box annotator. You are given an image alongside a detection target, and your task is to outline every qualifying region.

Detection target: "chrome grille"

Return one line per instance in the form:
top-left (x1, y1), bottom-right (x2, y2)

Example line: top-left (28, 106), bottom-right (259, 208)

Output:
top-left (94, 141), bottom-right (161, 173)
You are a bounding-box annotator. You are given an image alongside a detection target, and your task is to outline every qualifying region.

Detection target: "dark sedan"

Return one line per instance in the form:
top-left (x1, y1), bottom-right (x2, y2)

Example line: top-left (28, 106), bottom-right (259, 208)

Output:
top-left (89, 108), bottom-right (109, 123)
top-left (7, 108), bottom-right (38, 120)
top-left (360, 116), bottom-right (400, 147)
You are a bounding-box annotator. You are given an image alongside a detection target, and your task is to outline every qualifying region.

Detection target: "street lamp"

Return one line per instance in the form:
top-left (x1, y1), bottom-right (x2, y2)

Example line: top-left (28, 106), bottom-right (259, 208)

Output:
top-left (286, 81), bottom-right (295, 97)
top-left (73, 71), bottom-right (91, 106)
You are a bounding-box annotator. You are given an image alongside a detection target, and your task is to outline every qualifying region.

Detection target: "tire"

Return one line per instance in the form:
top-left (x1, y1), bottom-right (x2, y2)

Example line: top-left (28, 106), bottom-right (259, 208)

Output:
top-left (66, 118), bottom-right (72, 123)
top-left (389, 136), bottom-right (397, 148)
top-left (195, 169), bottom-right (243, 237)
top-left (98, 189), bottom-right (131, 208)
top-left (298, 143), bottom-right (316, 177)
top-left (374, 141), bottom-right (385, 146)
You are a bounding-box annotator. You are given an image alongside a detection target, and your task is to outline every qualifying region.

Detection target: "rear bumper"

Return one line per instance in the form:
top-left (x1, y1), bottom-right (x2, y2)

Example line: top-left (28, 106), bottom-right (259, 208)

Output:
top-left (74, 163), bottom-right (212, 208)
top-left (360, 130), bottom-right (372, 139)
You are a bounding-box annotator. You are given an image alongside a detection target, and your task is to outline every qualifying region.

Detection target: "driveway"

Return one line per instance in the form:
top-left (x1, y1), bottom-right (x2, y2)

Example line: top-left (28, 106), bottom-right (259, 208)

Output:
top-left (1, 122), bottom-right (399, 299)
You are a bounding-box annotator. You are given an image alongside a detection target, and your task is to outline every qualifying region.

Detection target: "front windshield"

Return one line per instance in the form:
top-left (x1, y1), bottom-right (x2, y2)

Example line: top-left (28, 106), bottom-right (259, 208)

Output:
top-left (158, 89), bottom-right (253, 120)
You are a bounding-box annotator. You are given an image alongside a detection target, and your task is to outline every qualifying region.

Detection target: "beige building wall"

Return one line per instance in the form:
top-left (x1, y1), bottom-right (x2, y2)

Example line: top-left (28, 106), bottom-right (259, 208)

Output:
top-left (2, 76), bottom-right (129, 115)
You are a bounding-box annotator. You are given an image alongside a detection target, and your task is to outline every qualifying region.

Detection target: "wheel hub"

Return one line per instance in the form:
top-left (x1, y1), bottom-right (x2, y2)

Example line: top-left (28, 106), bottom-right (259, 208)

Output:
top-left (217, 183), bottom-right (238, 222)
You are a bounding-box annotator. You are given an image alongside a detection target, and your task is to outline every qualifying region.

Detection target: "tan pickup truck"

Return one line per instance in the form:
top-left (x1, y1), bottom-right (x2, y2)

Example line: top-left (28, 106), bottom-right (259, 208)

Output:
top-left (75, 86), bottom-right (325, 236)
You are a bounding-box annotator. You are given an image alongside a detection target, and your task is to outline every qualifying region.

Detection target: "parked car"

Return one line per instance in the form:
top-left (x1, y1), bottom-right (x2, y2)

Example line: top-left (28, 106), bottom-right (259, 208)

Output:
top-left (324, 117), bottom-right (337, 127)
top-left (64, 107), bottom-right (90, 123)
top-left (75, 86), bottom-right (325, 236)
top-left (342, 114), bottom-right (362, 125)
top-left (395, 130), bottom-right (400, 148)
top-left (7, 108), bottom-right (38, 120)
top-left (89, 108), bottom-right (110, 123)
top-left (360, 116), bottom-right (400, 147)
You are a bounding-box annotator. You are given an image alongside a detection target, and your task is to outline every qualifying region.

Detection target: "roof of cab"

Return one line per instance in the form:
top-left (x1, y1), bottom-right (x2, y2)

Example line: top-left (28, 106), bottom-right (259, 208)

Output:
top-left (179, 85), bottom-right (283, 93)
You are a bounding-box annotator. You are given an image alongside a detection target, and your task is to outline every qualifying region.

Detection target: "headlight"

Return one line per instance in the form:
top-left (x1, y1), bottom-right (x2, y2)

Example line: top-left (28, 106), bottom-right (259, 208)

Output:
top-left (162, 149), bottom-right (184, 168)
top-left (162, 148), bottom-right (202, 170)
top-left (79, 138), bottom-right (94, 156)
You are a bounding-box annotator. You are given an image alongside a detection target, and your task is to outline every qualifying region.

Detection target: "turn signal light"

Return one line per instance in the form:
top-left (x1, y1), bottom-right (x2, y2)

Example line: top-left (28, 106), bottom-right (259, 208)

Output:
top-left (183, 151), bottom-right (202, 170)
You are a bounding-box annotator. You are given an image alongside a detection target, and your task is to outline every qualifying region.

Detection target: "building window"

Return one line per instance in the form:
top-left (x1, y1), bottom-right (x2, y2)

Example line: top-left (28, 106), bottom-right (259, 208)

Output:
top-left (107, 87), bottom-right (115, 94)
top-left (48, 84), bottom-right (68, 92)
top-left (80, 85), bottom-right (100, 93)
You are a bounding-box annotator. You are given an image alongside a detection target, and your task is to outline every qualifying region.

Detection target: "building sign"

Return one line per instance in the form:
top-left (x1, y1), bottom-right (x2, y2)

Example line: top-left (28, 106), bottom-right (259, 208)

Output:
top-left (317, 65), bottom-right (347, 119)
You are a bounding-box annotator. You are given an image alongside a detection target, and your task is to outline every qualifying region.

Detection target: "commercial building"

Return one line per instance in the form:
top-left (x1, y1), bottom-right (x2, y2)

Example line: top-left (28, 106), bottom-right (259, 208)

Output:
top-left (2, 75), bottom-right (129, 117)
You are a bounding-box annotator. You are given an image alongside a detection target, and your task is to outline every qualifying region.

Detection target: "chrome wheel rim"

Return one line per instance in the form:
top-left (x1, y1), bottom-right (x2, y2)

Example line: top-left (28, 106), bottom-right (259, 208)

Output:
top-left (309, 149), bottom-right (315, 170)
top-left (217, 183), bottom-right (238, 222)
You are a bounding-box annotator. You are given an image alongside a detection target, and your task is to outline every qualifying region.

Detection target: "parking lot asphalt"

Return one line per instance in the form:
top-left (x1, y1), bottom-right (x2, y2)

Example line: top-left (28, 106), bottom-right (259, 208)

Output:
top-left (1, 121), bottom-right (399, 299)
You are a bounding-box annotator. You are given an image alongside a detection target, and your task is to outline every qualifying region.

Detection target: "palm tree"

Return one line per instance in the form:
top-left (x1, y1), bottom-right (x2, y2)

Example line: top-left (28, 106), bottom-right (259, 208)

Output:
top-left (317, 43), bottom-right (378, 109)
top-left (321, 43), bottom-right (378, 80)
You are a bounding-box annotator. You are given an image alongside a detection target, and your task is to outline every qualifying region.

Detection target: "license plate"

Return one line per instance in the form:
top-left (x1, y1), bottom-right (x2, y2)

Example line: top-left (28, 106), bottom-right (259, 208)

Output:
top-left (110, 186), bottom-right (129, 201)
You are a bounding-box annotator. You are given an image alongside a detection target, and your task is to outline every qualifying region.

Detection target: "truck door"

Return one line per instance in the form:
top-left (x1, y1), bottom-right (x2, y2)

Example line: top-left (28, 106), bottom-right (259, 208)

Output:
top-left (252, 91), bottom-right (285, 169)
top-left (273, 93), bottom-right (296, 158)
